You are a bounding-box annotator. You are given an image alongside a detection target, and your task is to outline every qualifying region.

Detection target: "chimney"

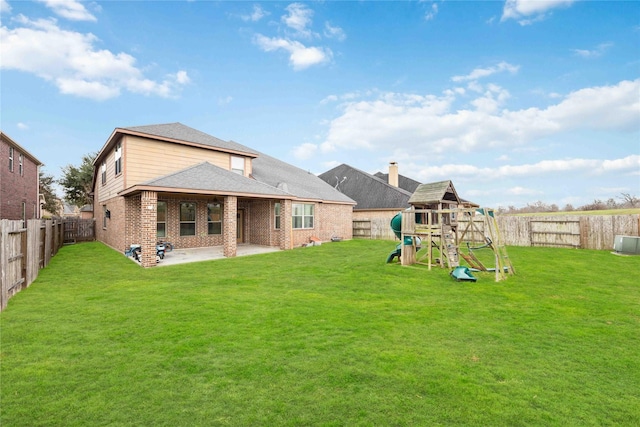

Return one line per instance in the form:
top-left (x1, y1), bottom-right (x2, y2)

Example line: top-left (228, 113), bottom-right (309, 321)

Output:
top-left (389, 162), bottom-right (398, 187)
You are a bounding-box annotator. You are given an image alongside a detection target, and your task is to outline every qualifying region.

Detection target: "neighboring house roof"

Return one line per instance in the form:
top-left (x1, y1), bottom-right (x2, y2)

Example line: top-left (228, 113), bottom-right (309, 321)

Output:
top-left (0, 131), bottom-right (43, 166)
top-left (373, 172), bottom-right (422, 193)
top-left (318, 164), bottom-right (413, 210)
top-left (408, 180), bottom-right (461, 205)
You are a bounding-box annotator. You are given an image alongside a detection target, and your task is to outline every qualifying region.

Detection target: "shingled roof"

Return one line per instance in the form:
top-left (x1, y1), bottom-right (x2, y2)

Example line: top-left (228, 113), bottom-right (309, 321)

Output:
top-left (128, 162), bottom-right (292, 198)
top-left (115, 126), bottom-right (355, 204)
top-left (252, 153), bottom-right (355, 204)
top-left (318, 164), bottom-right (413, 210)
top-left (373, 171), bottom-right (422, 193)
top-left (408, 180), bottom-right (461, 205)
top-left (121, 123), bottom-right (258, 156)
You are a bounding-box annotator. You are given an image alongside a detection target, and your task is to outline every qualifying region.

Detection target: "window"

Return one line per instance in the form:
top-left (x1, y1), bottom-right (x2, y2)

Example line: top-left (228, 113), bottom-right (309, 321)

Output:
top-left (103, 205), bottom-right (108, 229)
top-left (292, 203), bottom-right (314, 229)
top-left (231, 156), bottom-right (244, 175)
top-left (157, 201), bottom-right (167, 238)
top-left (114, 142), bottom-right (122, 175)
top-left (8, 147), bottom-right (13, 172)
top-left (180, 202), bottom-right (196, 236)
top-left (19, 154), bottom-right (23, 176)
top-left (22, 202), bottom-right (26, 225)
top-left (207, 202), bottom-right (222, 235)
top-left (101, 161), bottom-right (107, 185)
top-left (274, 202), bottom-right (281, 230)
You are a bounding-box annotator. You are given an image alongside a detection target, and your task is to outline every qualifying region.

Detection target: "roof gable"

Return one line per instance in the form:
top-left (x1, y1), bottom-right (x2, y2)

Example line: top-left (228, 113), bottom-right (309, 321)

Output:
top-left (121, 123), bottom-right (258, 156)
top-left (408, 180), bottom-right (461, 205)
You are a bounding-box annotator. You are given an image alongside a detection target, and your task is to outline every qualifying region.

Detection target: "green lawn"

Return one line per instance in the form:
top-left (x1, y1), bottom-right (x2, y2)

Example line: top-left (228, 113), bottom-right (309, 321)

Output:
top-left (1, 240), bottom-right (639, 426)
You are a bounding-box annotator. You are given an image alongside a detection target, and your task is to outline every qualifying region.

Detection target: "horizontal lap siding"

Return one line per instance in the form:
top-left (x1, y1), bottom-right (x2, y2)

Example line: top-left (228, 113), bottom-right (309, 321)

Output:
top-left (125, 136), bottom-right (230, 186)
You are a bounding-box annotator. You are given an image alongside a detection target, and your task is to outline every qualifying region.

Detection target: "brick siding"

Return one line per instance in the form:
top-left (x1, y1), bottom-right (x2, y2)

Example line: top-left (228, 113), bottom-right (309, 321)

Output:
top-left (0, 138), bottom-right (40, 220)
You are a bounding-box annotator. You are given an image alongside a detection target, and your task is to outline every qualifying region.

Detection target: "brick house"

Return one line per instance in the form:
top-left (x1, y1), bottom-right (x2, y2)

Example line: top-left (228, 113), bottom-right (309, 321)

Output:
top-left (92, 123), bottom-right (355, 267)
top-left (0, 131), bottom-right (43, 221)
top-left (319, 163), bottom-right (478, 240)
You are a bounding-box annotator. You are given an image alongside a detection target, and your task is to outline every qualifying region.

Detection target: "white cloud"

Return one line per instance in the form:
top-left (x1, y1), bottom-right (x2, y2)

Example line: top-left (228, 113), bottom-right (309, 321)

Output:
top-left (17, 122), bottom-right (28, 130)
top-left (425, 2), bottom-right (438, 21)
top-left (324, 22), bottom-right (345, 41)
top-left (241, 4), bottom-right (267, 22)
top-left (0, 16), bottom-right (189, 100)
top-left (317, 79), bottom-right (639, 164)
top-left (411, 155), bottom-right (639, 183)
top-left (1, 0), bottom-right (11, 14)
top-left (282, 3), bottom-right (314, 38)
top-left (36, 0), bottom-right (97, 22)
top-left (572, 42), bottom-right (613, 58)
top-left (292, 142), bottom-right (318, 160)
top-left (502, 0), bottom-right (575, 25)
top-left (254, 34), bottom-right (332, 70)
top-left (452, 61), bottom-right (519, 82)
top-left (218, 95), bottom-right (233, 105)
top-left (506, 186), bottom-right (543, 196)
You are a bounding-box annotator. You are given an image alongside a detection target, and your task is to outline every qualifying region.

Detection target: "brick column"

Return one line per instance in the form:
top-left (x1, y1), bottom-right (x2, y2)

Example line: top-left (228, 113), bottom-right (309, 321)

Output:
top-left (140, 191), bottom-right (157, 268)
top-left (280, 199), bottom-right (292, 250)
top-left (223, 195), bottom-right (237, 258)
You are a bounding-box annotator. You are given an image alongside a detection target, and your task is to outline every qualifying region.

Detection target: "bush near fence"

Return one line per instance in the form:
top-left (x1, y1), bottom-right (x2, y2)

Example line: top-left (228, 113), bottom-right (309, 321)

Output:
top-left (0, 218), bottom-right (95, 311)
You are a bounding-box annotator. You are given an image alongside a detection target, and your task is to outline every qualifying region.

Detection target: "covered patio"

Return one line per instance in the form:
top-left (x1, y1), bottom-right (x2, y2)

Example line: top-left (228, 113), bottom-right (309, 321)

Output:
top-left (156, 244), bottom-right (281, 266)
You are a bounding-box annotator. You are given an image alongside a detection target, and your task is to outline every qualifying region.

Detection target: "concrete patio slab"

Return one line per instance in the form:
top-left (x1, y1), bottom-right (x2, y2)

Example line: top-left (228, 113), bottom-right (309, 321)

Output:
top-left (157, 244), bottom-right (280, 266)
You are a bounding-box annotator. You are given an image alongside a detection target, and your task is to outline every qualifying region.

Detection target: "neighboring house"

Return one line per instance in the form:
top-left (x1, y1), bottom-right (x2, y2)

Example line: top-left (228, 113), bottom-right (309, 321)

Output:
top-left (319, 163), bottom-right (479, 240)
top-left (318, 162), bottom-right (416, 239)
top-left (0, 131), bottom-right (43, 221)
top-left (92, 123), bottom-right (355, 267)
top-left (79, 204), bottom-right (93, 220)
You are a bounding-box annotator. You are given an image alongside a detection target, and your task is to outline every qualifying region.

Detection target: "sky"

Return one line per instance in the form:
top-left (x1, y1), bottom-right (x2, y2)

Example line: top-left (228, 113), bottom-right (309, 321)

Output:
top-left (1, 0), bottom-right (639, 209)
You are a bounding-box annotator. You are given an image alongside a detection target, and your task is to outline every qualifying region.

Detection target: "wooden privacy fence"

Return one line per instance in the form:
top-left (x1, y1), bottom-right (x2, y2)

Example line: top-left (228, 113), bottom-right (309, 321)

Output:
top-left (358, 213), bottom-right (639, 250)
top-left (0, 218), bottom-right (92, 311)
top-left (496, 214), bottom-right (640, 249)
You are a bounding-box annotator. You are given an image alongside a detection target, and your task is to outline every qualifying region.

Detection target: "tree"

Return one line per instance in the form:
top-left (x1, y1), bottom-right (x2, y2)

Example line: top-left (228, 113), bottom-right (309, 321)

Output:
top-left (59, 152), bottom-right (96, 208)
top-left (619, 193), bottom-right (639, 208)
top-left (39, 170), bottom-right (61, 215)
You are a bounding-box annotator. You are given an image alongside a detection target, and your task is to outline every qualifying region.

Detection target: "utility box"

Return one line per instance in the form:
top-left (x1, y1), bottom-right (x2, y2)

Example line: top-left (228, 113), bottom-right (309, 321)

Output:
top-left (613, 235), bottom-right (640, 255)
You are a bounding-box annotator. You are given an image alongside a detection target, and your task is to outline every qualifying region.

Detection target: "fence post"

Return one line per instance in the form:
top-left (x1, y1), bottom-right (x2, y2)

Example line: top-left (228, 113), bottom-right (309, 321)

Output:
top-left (26, 220), bottom-right (40, 287)
top-left (44, 220), bottom-right (52, 267)
top-left (1, 220), bottom-right (7, 311)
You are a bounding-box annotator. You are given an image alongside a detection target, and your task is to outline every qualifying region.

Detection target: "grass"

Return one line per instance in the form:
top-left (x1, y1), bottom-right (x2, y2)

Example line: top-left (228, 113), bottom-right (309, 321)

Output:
top-left (1, 240), bottom-right (639, 426)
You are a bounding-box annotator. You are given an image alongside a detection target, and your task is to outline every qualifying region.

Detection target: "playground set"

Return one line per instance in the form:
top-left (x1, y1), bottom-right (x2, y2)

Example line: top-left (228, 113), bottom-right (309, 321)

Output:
top-left (386, 207), bottom-right (515, 282)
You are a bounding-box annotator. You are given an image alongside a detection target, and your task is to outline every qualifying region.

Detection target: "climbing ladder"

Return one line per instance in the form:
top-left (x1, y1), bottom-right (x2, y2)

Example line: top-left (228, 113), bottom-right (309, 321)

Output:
top-left (480, 208), bottom-right (515, 281)
top-left (442, 225), bottom-right (459, 268)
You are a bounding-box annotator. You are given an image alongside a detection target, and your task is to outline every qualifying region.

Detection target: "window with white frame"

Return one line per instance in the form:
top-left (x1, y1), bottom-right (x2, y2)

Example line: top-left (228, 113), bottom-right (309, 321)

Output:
top-left (292, 203), bottom-right (314, 229)
top-left (180, 202), bottom-right (196, 236)
top-left (114, 142), bottom-right (122, 175)
top-left (101, 161), bottom-right (107, 185)
top-left (19, 154), bottom-right (23, 176)
top-left (157, 201), bottom-right (167, 238)
top-left (207, 202), bottom-right (222, 235)
top-left (231, 156), bottom-right (244, 175)
top-left (103, 205), bottom-right (108, 229)
top-left (9, 147), bottom-right (14, 172)
top-left (274, 202), bottom-right (281, 230)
